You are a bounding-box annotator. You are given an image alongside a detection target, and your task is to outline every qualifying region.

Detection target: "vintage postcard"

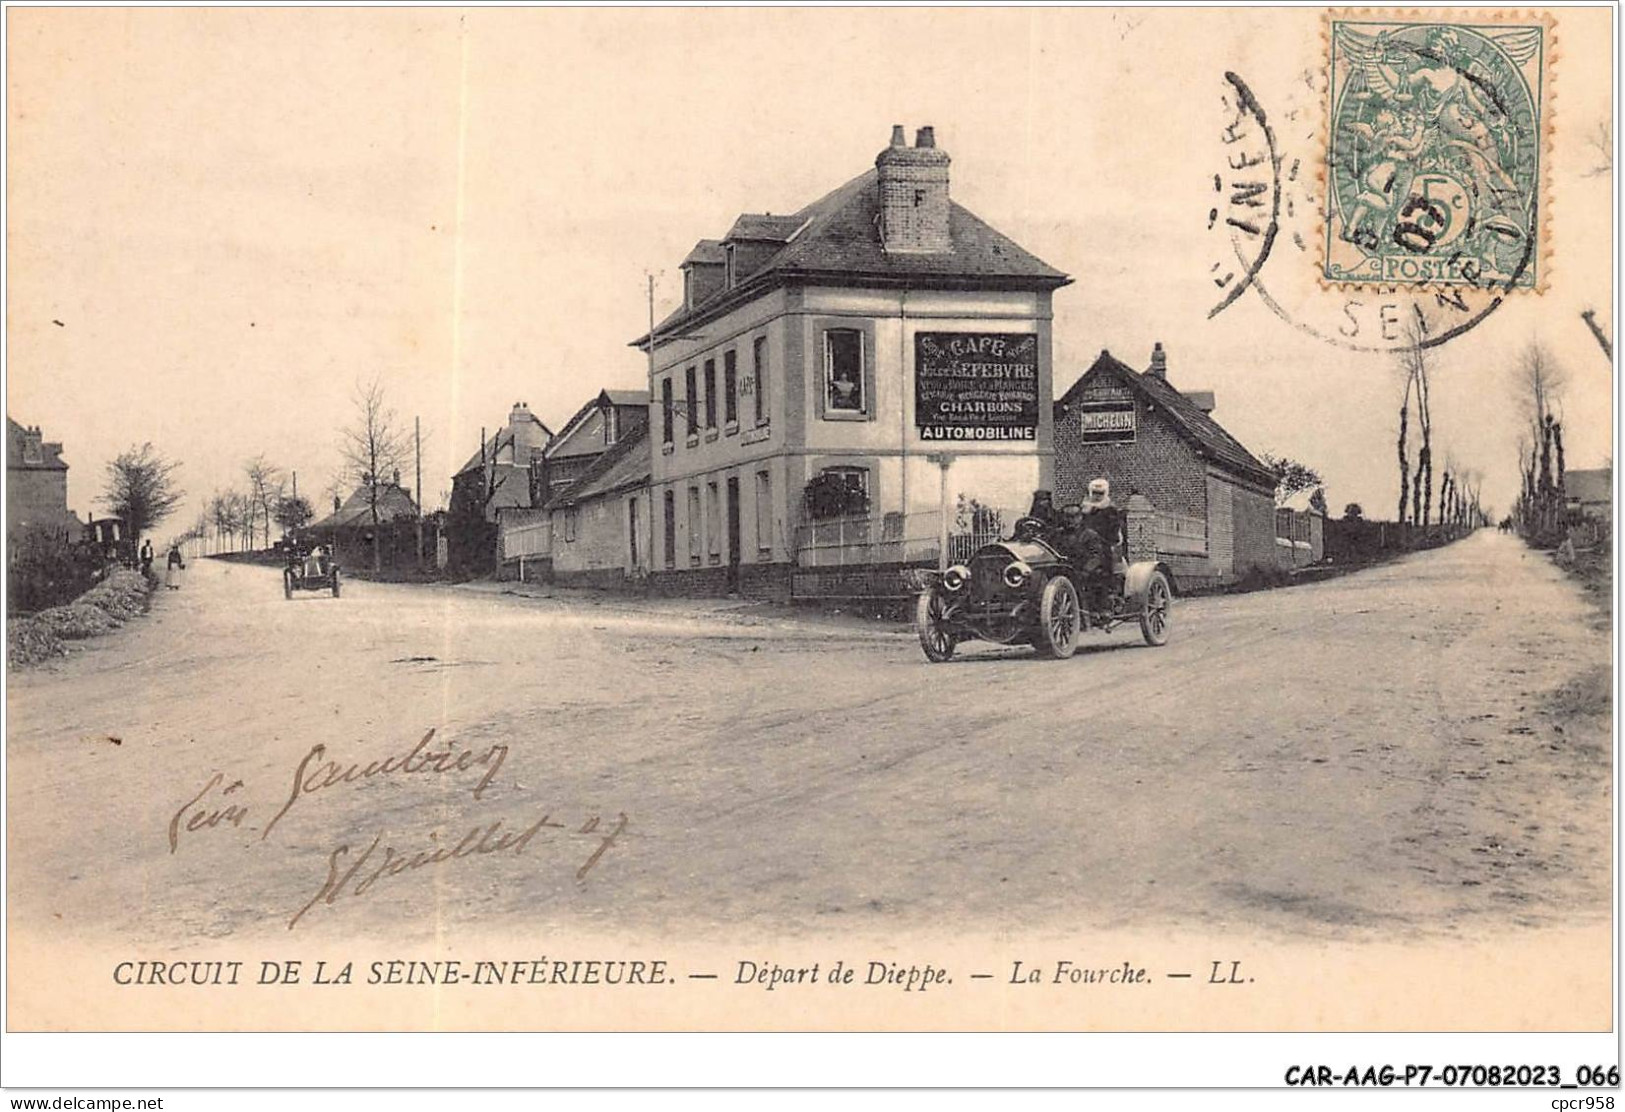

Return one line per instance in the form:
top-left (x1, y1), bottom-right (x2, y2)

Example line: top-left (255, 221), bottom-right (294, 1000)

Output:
top-left (3, 4), bottom-right (1616, 1078)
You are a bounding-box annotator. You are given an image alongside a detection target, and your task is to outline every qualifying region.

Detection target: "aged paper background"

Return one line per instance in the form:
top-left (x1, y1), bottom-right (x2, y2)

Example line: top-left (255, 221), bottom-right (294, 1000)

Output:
top-left (4, 6), bottom-right (1614, 1041)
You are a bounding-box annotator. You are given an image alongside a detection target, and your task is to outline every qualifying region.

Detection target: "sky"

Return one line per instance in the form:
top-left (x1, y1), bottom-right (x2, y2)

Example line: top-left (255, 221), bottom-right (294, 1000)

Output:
top-left (6, 7), bottom-right (1614, 536)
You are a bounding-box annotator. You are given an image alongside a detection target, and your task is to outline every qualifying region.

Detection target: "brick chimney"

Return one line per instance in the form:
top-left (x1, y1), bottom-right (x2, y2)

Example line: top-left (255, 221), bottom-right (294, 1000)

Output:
top-left (1147, 342), bottom-right (1167, 380)
top-left (875, 124), bottom-right (951, 254)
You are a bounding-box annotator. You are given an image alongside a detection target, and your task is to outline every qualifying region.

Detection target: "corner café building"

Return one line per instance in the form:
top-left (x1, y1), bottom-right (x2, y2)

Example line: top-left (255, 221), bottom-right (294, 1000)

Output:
top-left (632, 125), bottom-right (1071, 599)
top-left (1054, 345), bottom-right (1279, 591)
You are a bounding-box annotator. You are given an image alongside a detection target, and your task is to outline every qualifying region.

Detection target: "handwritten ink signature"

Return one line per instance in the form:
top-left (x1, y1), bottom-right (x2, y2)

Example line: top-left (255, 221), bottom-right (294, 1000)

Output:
top-left (288, 812), bottom-right (628, 929)
top-left (262, 728), bottom-right (508, 839)
top-left (168, 773), bottom-right (249, 853)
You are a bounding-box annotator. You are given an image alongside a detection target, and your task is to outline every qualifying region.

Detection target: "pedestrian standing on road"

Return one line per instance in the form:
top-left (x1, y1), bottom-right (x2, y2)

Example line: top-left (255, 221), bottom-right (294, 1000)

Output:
top-left (139, 539), bottom-right (154, 577)
top-left (165, 545), bottom-right (186, 590)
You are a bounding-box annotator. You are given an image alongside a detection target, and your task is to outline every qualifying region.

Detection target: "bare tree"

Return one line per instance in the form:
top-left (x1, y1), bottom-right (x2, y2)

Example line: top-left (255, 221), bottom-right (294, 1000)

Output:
top-left (1395, 322), bottom-right (1421, 525)
top-left (1513, 342), bottom-right (1569, 543)
top-left (208, 492), bottom-right (231, 552)
top-left (1392, 314), bottom-right (1444, 528)
top-left (225, 491), bottom-right (253, 552)
top-left (1515, 341), bottom-right (1567, 434)
top-left (244, 455), bottom-right (285, 550)
top-left (102, 443), bottom-right (185, 548)
top-left (339, 378), bottom-right (410, 571)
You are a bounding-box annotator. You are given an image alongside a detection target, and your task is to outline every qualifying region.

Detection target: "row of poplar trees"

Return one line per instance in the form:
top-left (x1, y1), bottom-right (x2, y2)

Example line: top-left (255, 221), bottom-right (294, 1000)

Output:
top-left (1394, 320), bottom-right (1486, 535)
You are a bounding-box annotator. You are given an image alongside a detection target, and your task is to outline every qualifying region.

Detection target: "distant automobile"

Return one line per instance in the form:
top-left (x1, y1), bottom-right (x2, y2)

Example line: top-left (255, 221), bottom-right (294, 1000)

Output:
top-left (910, 518), bottom-right (1173, 661)
top-left (283, 546), bottom-right (341, 600)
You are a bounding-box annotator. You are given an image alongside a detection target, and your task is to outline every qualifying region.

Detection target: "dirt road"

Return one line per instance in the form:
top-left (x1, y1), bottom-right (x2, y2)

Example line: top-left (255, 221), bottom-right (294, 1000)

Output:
top-left (6, 531), bottom-right (1611, 949)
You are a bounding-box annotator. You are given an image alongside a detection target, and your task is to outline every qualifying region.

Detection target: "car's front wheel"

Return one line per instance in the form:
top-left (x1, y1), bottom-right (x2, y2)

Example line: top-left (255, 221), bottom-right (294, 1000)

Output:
top-left (1036, 575), bottom-right (1080, 659)
top-left (915, 588), bottom-right (956, 663)
top-left (331, 569), bottom-right (341, 598)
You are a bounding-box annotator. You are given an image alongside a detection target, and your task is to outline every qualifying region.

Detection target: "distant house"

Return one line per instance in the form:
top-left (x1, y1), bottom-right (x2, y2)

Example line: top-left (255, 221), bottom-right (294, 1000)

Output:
top-left (451, 401), bottom-right (555, 521)
top-left (1054, 346), bottom-right (1279, 590)
top-left (6, 416), bottom-right (80, 546)
top-left (495, 389), bottom-right (650, 580)
top-left (305, 475), bottom-right (419, 568)
top-left (84, 517), bottom-right (128, 558)
top-left (448, 401), bottom-right (554, 572)
top-left (539, 389), bottom-right (651, 502)
top-left (1565, 468), bottom-right (1611, 524)
top-left (543, 423), bottom-right (653, 588)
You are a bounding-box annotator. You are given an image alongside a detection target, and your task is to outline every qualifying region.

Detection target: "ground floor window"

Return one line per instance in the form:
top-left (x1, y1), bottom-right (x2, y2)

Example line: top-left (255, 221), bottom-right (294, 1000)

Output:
top-left (628, 497), bottom-right (640, 568)
top-left (687, 487), bottom-right (702, 566)
top-left (663, 490), bottom-right (676, 568)
top-left (756, 470), bottom-right (772, 553)
top-left (805, 465), bottom-right (870, 519)
top-left (706, 481), bottom-right (721, 563)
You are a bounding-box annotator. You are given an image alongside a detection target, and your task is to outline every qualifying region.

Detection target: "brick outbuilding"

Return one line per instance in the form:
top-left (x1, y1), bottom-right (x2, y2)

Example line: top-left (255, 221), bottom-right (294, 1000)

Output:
top-left (1054, 346), bottom-right (1278, 590)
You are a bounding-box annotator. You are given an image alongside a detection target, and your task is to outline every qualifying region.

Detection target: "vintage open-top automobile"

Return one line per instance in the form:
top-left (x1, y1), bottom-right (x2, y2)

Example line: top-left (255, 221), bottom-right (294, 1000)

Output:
top-left (911, 519), bottom-right (1173, 661)
top-left (283, 545), bottom-right (341, 600)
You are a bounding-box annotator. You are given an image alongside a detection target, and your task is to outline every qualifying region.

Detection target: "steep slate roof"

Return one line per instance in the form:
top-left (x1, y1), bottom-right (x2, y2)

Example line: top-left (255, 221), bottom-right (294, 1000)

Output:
top-left (725, 213), bottom-right (806, 241)
top-left (634, 168), bottom-right (1070, 348)
top-left (682, 239), bottom-right (727, 266)
top-left (6, 417), bottom-right (68, 471)
top-left (544, 423), bottom-right (651, 510)
top-left (309, 481), bottom-right (418, 530)
top-left (1057, 351), bottom-right (1277, 490)
top-left (545, 389), bottom-right (652, 462)
top-left (1566, 468), bottom-right (1611, 506)
top-left (454, 409), bottom-right (554, 478)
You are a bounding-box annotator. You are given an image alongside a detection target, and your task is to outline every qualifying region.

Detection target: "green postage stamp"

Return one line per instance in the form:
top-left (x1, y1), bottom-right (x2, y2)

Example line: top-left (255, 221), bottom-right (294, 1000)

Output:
top-left (1324, 11), bottom-right (1552, 290)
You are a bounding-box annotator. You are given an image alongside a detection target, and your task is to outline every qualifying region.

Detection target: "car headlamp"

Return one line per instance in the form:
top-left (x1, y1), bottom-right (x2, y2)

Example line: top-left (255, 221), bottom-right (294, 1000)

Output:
top-left (942, 564), bottom-right (971, 591)
top-left (1003, 560), bottom-right (1032, 589)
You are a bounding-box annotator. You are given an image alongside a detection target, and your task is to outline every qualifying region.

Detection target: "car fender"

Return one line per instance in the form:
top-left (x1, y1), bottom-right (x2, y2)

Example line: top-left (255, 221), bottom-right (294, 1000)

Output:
top-left (1124, 560), bottom-right (1177, 601)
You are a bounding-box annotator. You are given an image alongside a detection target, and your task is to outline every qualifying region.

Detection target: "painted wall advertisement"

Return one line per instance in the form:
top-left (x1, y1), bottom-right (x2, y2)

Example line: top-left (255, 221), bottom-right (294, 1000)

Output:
top-left (914, 332), bottom-right (1038, 441)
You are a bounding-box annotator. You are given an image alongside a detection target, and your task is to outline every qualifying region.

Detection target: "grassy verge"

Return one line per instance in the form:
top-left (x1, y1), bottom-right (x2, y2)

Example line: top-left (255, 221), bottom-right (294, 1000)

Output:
top-left (1556, 535), bottom-right (1612, 630)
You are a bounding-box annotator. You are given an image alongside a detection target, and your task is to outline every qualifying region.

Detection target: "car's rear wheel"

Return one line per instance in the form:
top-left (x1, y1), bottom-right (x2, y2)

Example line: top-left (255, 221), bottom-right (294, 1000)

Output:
top-left (331, 569), bottom-right (341, 598)
top-left (1139, 570), bottom-right (1172, 646)
top-left (1037, 575), bottom-right (1080, 659)
top-left (915, 588), bottom-right (956, 662)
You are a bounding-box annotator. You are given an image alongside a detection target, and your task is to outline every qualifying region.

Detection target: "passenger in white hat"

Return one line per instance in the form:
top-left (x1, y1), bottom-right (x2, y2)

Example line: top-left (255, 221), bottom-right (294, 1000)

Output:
top-left (1080, 479), bottom-right (1124, 611)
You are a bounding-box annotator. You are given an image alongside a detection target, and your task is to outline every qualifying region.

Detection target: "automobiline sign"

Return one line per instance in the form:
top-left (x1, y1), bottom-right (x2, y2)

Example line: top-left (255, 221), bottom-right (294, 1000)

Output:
top-left (915, 332), bottom-right (1038, 441)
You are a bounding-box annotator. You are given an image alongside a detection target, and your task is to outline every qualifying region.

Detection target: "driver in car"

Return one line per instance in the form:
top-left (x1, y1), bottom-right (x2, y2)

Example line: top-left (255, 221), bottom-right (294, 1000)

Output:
top-left (1055, 502), bottom-right (1106, 595)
